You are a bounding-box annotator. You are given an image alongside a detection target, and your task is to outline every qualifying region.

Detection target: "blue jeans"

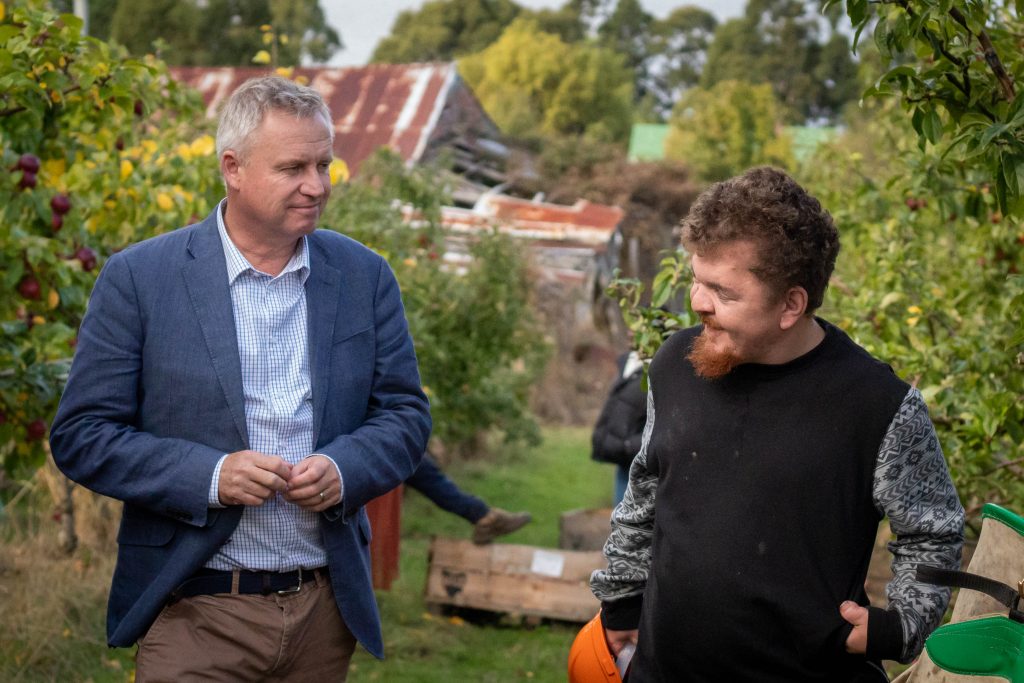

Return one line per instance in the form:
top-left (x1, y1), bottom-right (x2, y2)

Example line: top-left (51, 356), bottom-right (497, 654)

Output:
top-left (406, 453), bottom-right (490, 523)
top-left (614, 463), bottom-right (630, 506)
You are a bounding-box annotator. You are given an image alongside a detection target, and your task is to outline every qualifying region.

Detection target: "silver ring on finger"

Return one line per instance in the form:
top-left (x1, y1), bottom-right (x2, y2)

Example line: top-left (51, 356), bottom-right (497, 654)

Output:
top-left (319, 490), bottom-right (326, 503)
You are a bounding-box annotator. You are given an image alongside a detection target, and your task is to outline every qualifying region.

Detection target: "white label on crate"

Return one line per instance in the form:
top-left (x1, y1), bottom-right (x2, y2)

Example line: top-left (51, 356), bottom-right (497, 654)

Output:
top-left (530, 549), bottom-right (565, 578)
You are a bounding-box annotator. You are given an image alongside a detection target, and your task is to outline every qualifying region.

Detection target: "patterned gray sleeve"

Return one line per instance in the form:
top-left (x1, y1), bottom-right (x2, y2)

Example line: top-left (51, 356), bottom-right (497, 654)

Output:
top-left (873, 387), bottom-right (965, 662)
top-left (590, 385), bottom-right (658, 602)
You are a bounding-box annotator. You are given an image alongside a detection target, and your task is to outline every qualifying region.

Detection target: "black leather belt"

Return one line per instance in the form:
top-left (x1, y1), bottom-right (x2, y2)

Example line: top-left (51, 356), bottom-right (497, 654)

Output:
top-left (172, 566), bottom-right (329, 600)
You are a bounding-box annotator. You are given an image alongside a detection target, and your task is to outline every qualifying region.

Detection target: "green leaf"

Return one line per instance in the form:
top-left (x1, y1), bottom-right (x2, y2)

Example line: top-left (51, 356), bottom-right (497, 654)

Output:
top-left (922, 108), bottom-right (943, 145)
top-left (911, 107), bottom-right (924, 138)
top-left (993, 159), bottom-right (1009, 214)
top-left (980, 123), bottom-right (1009, 148)
top-left (847, 0), bottom-right (868, 27)
top-left (879, 291), bottom-right (904, 309)
top-left (58, 13), bottom-right (84, 36)
top-left (852, 20), bottom-right (869, 53)
top-left (0, 25), bottom-right (20, 44)
top-left (1004, 158), bottom-right (1024, 198)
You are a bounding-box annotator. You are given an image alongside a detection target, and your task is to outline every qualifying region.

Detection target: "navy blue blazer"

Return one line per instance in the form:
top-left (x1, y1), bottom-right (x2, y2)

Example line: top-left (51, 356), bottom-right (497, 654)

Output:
top-left (50, 208), bottom-right (431, 658)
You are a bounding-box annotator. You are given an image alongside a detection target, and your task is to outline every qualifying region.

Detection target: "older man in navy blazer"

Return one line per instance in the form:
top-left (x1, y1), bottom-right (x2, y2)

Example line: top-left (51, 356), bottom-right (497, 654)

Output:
top-left (50, 76), bottom-right (430, 681)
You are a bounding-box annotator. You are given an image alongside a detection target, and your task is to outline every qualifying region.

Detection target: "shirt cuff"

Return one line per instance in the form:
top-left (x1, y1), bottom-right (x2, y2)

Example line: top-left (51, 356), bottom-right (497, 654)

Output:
top-left (309, 453), bottom-right (344, 503)
top-left (601, 594), bottom-right (644, 631)
top-left (208, 454), bottom-right (229, 508)
top-left (865, 605), bottom-right (905, 661)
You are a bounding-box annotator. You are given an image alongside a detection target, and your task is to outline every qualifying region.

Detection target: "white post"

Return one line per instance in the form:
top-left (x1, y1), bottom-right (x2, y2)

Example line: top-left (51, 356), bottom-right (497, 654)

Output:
top-left (73, 0), bottom-right (89, 36)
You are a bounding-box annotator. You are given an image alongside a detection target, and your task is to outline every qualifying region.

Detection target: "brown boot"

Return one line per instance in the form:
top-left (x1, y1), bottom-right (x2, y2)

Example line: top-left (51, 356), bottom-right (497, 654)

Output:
top-left (472, 507), bottom-right (532, 544)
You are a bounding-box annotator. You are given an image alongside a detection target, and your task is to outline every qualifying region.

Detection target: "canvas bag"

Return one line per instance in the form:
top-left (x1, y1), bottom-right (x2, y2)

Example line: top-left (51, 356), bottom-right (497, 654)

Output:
top-left (892, 504), bottom-right (1024, 683)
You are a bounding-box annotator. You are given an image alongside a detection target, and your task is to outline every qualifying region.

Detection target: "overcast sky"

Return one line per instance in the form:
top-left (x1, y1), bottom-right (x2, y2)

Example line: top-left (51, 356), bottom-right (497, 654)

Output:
top-left (320, 0), bottom-right (748, 67)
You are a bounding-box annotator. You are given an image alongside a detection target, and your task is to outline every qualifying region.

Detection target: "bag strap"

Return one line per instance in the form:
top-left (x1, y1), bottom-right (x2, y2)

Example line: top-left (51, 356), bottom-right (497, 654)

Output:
top-left (916, 566), bottom-right (1024, 623)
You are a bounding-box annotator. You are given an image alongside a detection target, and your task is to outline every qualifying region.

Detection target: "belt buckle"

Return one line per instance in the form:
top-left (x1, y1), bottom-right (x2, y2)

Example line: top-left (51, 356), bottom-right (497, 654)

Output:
top-left (277, 567), bottom-right (303, 595)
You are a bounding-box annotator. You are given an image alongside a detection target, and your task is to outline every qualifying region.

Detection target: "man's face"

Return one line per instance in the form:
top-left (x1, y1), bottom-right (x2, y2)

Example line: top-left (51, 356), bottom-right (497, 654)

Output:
top-left (687, 239), bottom-right (787, 378)
top-left (223, 109), bottom-right (334, 243)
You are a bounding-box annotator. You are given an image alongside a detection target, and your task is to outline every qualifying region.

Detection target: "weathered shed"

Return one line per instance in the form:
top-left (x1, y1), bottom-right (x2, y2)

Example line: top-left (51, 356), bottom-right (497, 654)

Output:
top-left (170, 64), bottom-right (511, 204)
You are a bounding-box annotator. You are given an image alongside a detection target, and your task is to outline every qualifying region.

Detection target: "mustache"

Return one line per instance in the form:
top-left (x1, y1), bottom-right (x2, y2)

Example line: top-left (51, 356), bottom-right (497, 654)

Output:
top-left (699, 315), bottom-right (723, 331)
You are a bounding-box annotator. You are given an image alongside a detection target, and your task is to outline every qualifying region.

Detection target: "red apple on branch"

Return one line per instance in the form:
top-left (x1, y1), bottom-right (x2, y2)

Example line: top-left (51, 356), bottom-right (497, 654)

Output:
top-left (17, 275), bottom-right (42, 300)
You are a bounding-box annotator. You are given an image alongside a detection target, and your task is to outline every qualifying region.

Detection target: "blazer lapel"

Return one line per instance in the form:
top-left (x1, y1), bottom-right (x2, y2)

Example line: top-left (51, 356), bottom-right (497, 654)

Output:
top-left (181, 213), bottom-right (249, 448)
top-left (305, 234), bottom-right (341, 446)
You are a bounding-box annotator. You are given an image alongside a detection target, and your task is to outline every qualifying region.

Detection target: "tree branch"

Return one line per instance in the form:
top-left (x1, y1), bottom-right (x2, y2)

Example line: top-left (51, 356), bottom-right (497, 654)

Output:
top-left (948, 6), bottom-right (1016, 101)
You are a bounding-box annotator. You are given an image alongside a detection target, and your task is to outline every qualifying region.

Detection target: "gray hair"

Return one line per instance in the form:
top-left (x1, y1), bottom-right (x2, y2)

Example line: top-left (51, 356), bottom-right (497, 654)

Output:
top-left (216, 76), bottom-right (333, 161)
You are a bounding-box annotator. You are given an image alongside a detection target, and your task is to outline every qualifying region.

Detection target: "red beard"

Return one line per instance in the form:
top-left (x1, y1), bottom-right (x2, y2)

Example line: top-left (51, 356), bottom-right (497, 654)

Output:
top-left (687, 326), bottom-right (742, 379)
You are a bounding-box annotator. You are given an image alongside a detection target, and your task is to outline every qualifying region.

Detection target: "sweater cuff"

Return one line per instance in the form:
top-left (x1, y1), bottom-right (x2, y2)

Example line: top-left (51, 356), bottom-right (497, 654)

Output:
top-left (601, 594), bottom-right (643, 631)
top-left (865, 606), bottom-right (905, 661)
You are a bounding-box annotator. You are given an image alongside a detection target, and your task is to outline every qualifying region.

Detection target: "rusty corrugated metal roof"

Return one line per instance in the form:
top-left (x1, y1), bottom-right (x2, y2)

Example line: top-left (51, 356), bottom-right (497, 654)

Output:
top-left (475, 194), bottom-right (623, 245)
top-left (170, 64), bottom-right (460, 175)
top-left (402, 193), bottom-right (622, 253)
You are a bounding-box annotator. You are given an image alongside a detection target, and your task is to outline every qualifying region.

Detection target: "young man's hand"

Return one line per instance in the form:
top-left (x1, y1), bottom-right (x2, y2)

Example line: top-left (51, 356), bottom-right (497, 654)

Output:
top-left (605, 628), bottom-right (639, 657)
top-left (840, 601), bottom-right (869, 654)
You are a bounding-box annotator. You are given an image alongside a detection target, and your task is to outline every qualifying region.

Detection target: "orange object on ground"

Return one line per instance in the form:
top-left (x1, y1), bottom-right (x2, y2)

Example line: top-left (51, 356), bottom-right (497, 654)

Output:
top-left (568, 611), bottom-right (623, 683)
top-left (365, 485), bottom-right (403, 590)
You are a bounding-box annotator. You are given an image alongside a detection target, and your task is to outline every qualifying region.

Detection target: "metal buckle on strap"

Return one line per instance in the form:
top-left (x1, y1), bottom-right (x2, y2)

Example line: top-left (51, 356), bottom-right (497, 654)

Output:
top-left (276, 567), bottom-right (303, 595)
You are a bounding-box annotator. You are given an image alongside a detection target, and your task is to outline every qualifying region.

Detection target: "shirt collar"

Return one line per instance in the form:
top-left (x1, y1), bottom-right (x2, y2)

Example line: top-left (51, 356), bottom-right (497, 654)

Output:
top-left (215, 199), bottom-right (310, 284)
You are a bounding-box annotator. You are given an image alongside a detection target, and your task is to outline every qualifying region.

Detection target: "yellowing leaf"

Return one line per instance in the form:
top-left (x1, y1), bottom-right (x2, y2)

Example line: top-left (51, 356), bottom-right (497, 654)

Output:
top-left (42, 158), bottom-right (66, 182)
top-left (47, 290), bottom-right (60, 310)
top-left (0, 2), bottom-right (5, 22)
top-left (262, 32), bottom-right (274, 45)
top-left (252, 50), bottom-right (271, 65)
top-left (189, 135), bottom-right (215, 157)
top-left (275, 67), bottom-right (294, 78)
top-left (279, 35), bottom-right (289, 45)
top-left (50, 89), bottom-right (61, 103)
top-left (294, 75), bottom-right (308, 85)
top-left (174, 142), bottom-right (194, 161)
top-left (120, 159), bottom-right (134, 180)
top-left (156, 193), bottom-right (174, 211)
top-left (260, 24), bottom-right (272, 32)
top-left (906, 316), bottom-right (920, 327)
top-left (907, 305), bottom-right (922, 315)
top-left (329, 158), bottom-right (349, 185)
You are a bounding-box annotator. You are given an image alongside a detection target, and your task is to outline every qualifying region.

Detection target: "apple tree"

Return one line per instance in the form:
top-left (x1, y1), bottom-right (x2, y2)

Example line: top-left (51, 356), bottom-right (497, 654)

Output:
top-left (0, 0), bottom-right (221, 479)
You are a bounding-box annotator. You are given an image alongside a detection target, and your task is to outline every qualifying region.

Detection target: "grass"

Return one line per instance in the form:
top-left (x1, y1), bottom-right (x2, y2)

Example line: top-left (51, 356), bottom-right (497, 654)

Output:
top-left (349, 425), bottom-right (609, 682)
top-left (0, 496), bottom-right (136, 682)
top-left (1, 425), bottom-right (611, 682)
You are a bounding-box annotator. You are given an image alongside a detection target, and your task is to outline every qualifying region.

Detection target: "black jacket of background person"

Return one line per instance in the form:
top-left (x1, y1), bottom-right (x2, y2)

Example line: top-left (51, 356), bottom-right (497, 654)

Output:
top-left (590, 321), bottom-right (965, 682)
top-left (591, 353), bottom-right (647, 468)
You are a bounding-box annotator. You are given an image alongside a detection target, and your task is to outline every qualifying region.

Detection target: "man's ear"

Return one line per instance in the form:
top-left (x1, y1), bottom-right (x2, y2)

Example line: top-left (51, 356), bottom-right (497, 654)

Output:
top-left (779, 286), bottom-right (809, 330)
top-left (221, 151), bottom-right (242, 191)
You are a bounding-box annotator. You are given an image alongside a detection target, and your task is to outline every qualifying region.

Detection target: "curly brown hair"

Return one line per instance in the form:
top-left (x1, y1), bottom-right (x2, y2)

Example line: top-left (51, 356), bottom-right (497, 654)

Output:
top-left (680, 166), bottom-right (839, 312)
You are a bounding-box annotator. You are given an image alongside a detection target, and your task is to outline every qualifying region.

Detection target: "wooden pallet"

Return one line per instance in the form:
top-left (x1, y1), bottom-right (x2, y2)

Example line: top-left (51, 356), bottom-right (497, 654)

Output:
top-left (423, 537), bottom-right (604, 623)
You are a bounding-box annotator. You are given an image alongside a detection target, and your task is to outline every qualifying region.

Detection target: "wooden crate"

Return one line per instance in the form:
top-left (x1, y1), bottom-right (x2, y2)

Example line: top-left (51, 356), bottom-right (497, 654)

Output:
top-left (424, 537), bottom-right (604, 623)
top-left (559, 507), bottom-right (613, 551)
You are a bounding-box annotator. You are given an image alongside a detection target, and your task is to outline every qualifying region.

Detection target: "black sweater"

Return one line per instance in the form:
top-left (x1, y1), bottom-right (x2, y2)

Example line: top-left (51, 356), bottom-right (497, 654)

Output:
top-left (599, 322), bottom-right (959, 682)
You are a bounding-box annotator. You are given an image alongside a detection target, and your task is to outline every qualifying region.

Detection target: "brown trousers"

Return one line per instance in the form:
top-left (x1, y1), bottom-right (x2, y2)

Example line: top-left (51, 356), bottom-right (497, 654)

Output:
top-left (135, 572), bottom-right (357, 682)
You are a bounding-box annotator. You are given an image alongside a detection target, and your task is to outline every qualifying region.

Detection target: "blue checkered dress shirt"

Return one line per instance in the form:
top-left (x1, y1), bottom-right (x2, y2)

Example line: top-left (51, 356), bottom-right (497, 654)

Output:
top-left (204, 202), bottom-right (330, 571)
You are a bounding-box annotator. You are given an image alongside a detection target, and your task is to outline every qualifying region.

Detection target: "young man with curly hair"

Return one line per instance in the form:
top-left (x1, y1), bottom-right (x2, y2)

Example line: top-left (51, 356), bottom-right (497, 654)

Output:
top-left (590, 167), bottom-right (964, 682)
